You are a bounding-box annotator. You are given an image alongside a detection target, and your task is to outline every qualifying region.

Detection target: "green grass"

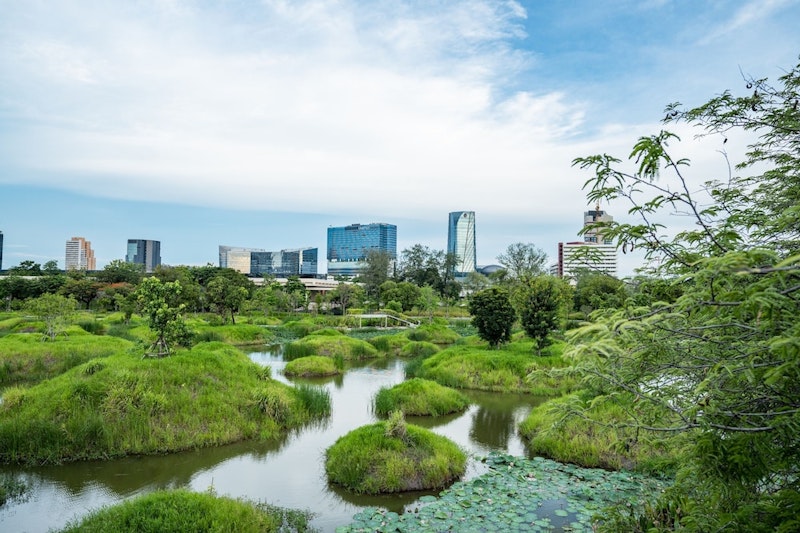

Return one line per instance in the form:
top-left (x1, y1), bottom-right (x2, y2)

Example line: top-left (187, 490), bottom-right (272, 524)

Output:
top-left (367, 333), bottom-right (410, 355)
top-left (325, 415), bottom-right (466, 494)
top-left (0, 333), bottom-right (134, 385)
top-left (0, 342), bottom-right (331, 465)
top-left (283, 356), bottom-right (342, 377)
top-left (284, 335), bottom-right (380, 361)
top-left (373, 378), bottom-right (470, 417)
top-left (518, 391), bottom-right (687, 474)
top-left (58, 488), bottom-right (315, 533)
top-left (407, 324), bottom-right (460, 344)
top-left (399, 341), bottom-right (440, 358)
top-left (192, 324), bottom-right (273, 345)
top-left (409, 340), bottom-right (578, 395)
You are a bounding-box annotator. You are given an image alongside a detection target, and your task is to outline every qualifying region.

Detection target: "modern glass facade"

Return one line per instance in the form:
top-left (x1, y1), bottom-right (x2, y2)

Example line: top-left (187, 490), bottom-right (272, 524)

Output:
top-left (447, 211), bottom-right (476, 275)
top-left (126, 239), bottom-right (161, 273)
top-left (327, 223), bottom-right (397, 276)
top-left (220, 245), bottom-right (318, 276)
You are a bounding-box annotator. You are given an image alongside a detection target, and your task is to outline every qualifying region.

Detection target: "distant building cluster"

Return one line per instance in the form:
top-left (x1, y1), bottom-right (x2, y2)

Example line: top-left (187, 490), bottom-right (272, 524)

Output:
top-left (219, 246), bottom-right (318, 277)
top-left (2, 206), bottom-right (620, 280)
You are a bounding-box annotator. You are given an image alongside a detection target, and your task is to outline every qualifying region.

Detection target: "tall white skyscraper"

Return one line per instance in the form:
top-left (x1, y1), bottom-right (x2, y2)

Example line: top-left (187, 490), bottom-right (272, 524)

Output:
top-left (65, 237), bottom-right (96, 270)
top-left (447, 211), bottom-right (476, 276)
top-left (555, 206), bottom-right (618, 280)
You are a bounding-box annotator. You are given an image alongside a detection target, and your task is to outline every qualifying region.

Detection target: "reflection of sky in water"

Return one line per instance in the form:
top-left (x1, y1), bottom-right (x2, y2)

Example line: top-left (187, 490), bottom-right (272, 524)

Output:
top-left (0, 351), bottom-right (541, 533)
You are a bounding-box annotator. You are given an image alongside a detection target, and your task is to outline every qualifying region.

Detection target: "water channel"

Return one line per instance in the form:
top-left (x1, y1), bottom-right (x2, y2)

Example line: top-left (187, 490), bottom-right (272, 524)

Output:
top-left (0, 348), bottom-right (546, 532)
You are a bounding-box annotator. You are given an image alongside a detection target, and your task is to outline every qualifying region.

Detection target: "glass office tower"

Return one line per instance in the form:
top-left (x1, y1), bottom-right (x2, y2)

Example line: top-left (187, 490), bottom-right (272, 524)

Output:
top-left (327, 223), bottom-right (397, 276)
top-left (447, 211), bottom-right (476, 276)
top-left (126, 239), bottom-right (161, 273)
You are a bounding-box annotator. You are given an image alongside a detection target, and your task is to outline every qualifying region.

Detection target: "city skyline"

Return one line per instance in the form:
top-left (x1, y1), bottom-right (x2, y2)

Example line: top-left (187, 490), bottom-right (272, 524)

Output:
top-left (2, 2), bottom-right (798, 277)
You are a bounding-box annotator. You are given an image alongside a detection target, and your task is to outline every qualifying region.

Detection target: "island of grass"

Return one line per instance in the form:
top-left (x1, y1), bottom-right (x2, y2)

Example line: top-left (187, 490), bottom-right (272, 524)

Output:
top-left (374, 378), bottom-right (469, 417)
top-left (284, 329), bottom-right (379, 361)
top-left (59, 488), bottom-right (314, 533)
top-left (283, 355), bottom-right (342, 377)
top-left (408, 339), bottom-right (579, 395)
top-left (518, 391), bottom-right (685, 474)
top-left (325, 413), bottom-right (466, 494)
top-left (0, 342), bottom-right (331, 465)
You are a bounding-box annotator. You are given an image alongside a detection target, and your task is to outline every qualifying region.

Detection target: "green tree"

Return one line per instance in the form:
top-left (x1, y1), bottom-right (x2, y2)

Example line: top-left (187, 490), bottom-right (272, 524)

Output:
top-left (572, 274), bottom-right (627, 316)
top-left (206, 272), bottom-right (253, 324)
top-left (468, 287), bottom-right (516, 349)
top-left (516, 275), bottom-right (572, 355)
top-left (135, 277), bottom-right (191, 356)
top-left (8, 260), bottom-right (42, 276)
top-left (496, 243), bottom-right (548, 284)
top-left (328, 282), bottom-right (363, 316)
top-left (359, 250), bottom-right (393, 307)
top-left (95, 259), bottom-right (144, 284)
top-left (25, 293), bottom-right (77, 340)
top-left (567, 60), bottom-right (800, 529)
top-left (60, 277), bottom-right (101, 309)
top-left (0, 275), bottom-right (38, 308)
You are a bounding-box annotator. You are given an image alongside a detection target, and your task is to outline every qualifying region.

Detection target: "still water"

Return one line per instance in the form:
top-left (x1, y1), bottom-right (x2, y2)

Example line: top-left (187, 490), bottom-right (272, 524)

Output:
top-left (0, 349), bottom-right (545, 532)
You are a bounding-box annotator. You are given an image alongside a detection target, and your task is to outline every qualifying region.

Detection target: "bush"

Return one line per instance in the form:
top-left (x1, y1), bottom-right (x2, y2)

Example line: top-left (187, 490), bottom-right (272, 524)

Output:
top-left (399, 341), bottom-right (439, 358)
top-left (373, 378), bottom-right (469, 417)
top-left (283, 356), bottom-right (341, 377)
top-left (325, 418), bottom-right (466, 494)
top-left (58, 489), bottom-right (314, 533)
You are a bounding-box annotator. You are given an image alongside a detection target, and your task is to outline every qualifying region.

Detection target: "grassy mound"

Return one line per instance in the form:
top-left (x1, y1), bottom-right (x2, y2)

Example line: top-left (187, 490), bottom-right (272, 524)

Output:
top-left (0, 334), bottom-right (133, 386)
top-left (399, 341), bottom-right (440, 358)
top-left (325, 413), bottom-right (466, 494)
top-left (374, 378), bottom-right (469, 417)
top-left (0, 342), bottom-right (330, 465)
top-left (284, 334), bottom-right (379, 361)
top-left (518, 392), bottom-right (686, 474)
top-left (59, 488), bottom-right (314, 533)
top-left (368, 333), bottom-right (411, 355)
top-left (192, 324), bottom-right (273, 345)
top-left (283, 355), bottom-right (342, 377)
top-left (410, 341), bottom-right (578, 395)
top-left (407, 324), bottom-right (460, 345)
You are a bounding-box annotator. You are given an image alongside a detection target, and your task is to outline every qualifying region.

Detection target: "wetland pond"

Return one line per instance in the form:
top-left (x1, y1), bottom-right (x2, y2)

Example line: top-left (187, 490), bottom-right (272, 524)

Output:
top-left (0, 348), bottom-right (665, 532)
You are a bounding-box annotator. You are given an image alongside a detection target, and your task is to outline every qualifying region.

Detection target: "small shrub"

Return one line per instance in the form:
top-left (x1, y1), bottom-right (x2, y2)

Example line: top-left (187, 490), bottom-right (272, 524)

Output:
top-left (400, 341), bottom-right (439, 358)
top-left (384, 410), bottom-right (407, 440)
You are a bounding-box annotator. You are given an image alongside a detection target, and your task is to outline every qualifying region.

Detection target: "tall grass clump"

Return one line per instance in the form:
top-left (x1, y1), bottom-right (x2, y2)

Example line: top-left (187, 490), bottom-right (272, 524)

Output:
top-left (293, 384), bottom-right (332, 417)
top-left (399, 341), bottom-right (439, 358)
top-left (411, 342), bottom-right (578, 395)
top-left (58, 489), bottom-right (315, 533)
top-left (407, 323), bottom-right (460, 345)
top-left (368, 333), bottom-right (410, 355)
top-left (0, 342), bottom-right (331, 465)
top-left (325, 416), bottom-right (466, 494)
top-left (283, 356), bottom-right (341, 377)
top-left (77, 320), bottom-right (106, 335)
top-left (0, 334), bottom-right (133, 386)
top-left (373, 378), bottom-right (469, 417)
top-left (518, 392), bottom-right (686, 474)
top-left (193, 324), bottom-right (273, 345)
top-left (284, 335), bottom-right (379, 361)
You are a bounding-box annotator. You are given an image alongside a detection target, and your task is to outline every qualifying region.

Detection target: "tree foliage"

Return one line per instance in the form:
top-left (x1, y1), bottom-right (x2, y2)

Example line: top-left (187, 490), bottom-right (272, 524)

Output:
top-left (25, 294), bottom-right (77, 340)
top-left (516, 276), bottom-right (572, 355)
top-left (567, 60), bottom-right (800, 529)
top-left (205, 271), bottom-right (253, 324)
top-left (496, 242), bottom-right (548, 283)
top-left (135, 277), bottom-right (191, 356)
top-left (572, 274), bottom-right (627, 316)
top-left (468, 287), bottom-right (516, 349)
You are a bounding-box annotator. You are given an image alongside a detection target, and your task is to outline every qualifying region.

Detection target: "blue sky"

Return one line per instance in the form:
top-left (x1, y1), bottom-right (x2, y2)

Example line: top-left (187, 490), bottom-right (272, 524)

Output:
top-left (1, 0), bottom-right (799, 275)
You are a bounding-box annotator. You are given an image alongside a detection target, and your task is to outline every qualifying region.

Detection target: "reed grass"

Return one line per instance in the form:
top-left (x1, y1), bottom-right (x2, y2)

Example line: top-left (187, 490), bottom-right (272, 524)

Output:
top-left (283, 356), bottom-right (341, 377)
top-left (0, 342), bottom-right (330, 465)
top-left (325, 418), bottom-right (466, 494)
top-left (373, 378), bottom-right (469, 417)
top-left (58, 488), bottom-right (315, 533)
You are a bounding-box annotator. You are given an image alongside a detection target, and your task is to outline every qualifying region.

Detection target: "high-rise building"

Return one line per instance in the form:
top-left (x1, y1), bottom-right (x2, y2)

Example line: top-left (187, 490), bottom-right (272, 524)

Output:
top-left (327, 223), bottom-right (397, 277)
top-left (126, 239), bottom-right (161, 273)
top-left (583, 205), bottom-right (614, 244)
top-left (65, 237), bottom-right (96, 271)
top-left (0, 230), bottom-right (3, 271)
top-left (555, 206), bottom-right (618, 280)
top-left (556, 242), bottom-right (618, 279)
top-left (219, 245), bottom-right (318, 276)
top-left (447, 211), bottom-right (476, 276)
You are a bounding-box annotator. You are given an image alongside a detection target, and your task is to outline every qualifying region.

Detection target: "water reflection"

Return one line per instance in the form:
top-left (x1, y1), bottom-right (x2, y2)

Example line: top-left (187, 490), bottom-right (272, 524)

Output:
top-left (0, 349), bottom-right (542, 533)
